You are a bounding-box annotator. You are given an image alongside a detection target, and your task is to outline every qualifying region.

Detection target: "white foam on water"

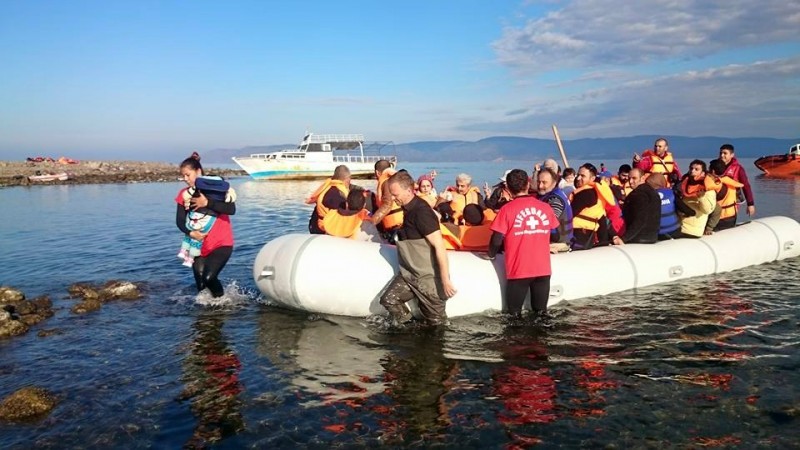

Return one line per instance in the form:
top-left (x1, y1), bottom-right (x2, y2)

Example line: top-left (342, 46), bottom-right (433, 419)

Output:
top-left (194, 280), bottom-right (254, 308)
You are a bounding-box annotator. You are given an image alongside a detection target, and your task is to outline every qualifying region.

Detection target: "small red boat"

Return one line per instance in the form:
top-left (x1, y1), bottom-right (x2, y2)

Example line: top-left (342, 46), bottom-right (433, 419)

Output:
top-left (754, 143), bottom-right (800, 176)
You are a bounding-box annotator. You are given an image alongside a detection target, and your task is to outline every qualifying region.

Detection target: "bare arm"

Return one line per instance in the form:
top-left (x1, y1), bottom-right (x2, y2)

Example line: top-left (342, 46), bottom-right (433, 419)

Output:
top-left (371, 181), bottom-right (394, 224)
top-left (424, 230), bottom-right (457, 298)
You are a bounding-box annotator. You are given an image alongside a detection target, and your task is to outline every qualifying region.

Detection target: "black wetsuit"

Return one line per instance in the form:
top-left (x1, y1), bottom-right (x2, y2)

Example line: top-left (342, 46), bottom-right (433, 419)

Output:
top-left (176, 198), bottom-right (235, 297)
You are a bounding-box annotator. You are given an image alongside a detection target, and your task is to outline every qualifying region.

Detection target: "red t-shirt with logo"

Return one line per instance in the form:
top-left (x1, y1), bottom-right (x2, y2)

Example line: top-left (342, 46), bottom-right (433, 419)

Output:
top-left (175, 189), bottom-right (234, 257)
top-left (490, 195), bottom-right (558, 279)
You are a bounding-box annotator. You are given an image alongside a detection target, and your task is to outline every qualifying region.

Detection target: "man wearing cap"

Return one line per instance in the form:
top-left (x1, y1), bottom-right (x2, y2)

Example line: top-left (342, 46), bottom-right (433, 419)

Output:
top-left (484, 170), bottom-right (513, 212)
top-left (535, 168), bottom-right (573, 252)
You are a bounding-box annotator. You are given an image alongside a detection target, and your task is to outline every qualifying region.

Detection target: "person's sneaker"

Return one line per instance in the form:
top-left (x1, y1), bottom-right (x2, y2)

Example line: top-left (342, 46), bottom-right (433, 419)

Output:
top-left (182, 259), bottom-right (194, 268)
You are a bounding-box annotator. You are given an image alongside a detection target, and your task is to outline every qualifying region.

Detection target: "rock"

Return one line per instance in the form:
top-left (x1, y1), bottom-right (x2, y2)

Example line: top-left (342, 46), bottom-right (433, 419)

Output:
top-left (71, 299), bottom-right (102, 314)
top-left (0, 310), bottom-right (11, 322)
top-left (0, 319), bottom-right (28, 338)
top-left (68, 283), bottom-right (99, 300)
top-left (19, 314), bottom-right (46, 327)
top-left (30, 295), bottom-right (53, 311)
top-left (0, 387), bottom-right (58, 421)
top-left (37, 328), bottom-right (63, 338)
top-left (0, 286), bottom-right (25, 303)
top-left (12, 301), bottom-right (35, 316)
top-left (99, 280), bottom-right (141, 301)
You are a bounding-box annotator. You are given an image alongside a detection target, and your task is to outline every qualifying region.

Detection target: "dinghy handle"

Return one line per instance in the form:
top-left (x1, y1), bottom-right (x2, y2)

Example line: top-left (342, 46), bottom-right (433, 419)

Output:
top-left (784, 241), bottom-right (795, 251)
top-left (668, 265), bottom-right (684, 278)
top-left (259, 265), bottom-right (275, 280)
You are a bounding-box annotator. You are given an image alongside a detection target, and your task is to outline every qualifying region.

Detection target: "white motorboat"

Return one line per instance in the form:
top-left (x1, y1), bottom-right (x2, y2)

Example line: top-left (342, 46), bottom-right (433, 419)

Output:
top-left (232, 133), bottom-right (397, 180)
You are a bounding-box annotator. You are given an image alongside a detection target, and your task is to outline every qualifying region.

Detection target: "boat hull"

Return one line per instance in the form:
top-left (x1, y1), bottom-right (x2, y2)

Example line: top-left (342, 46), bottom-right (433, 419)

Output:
top-left (28, 172), bottom-right (69, 182)
top-left (231, 158), bottom-right (378, 180)
top-left (754, 155), bottom-right (800, 177)
top-left (252, 216), bottom-right (800, 318)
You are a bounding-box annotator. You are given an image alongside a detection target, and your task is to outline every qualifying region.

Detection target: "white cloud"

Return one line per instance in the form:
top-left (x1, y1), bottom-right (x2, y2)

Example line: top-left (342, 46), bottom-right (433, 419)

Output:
top-left (494, 0), bottom-right (800, 70)
top-left (461, 57), bottom-right (800, 138)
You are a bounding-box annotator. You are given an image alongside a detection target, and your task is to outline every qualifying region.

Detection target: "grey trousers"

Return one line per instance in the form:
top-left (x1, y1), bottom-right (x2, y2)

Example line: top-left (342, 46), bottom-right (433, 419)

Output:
top-left (379, 274), bottom-right (446, 325)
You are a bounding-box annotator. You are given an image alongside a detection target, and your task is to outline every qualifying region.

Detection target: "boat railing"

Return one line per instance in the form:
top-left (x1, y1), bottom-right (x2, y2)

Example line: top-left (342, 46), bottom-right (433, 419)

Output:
top-left (306, 134), bottom-right (365, 144)
top-left (332, 155), bottom-right (397, 164)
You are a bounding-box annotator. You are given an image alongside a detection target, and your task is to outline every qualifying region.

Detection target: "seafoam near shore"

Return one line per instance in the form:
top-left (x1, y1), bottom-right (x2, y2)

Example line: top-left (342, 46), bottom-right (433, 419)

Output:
top-left (0, 160), bottom-right (246, 187)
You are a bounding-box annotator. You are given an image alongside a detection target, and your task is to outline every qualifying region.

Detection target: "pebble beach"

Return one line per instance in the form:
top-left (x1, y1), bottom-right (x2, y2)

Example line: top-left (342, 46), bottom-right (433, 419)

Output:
top-left (0, 160), bottom-right (246, 187)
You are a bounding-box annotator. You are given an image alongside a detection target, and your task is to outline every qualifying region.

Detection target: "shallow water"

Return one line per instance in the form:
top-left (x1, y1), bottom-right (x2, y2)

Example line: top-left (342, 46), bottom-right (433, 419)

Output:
top-left (1, 160), bottom-right (800, 448)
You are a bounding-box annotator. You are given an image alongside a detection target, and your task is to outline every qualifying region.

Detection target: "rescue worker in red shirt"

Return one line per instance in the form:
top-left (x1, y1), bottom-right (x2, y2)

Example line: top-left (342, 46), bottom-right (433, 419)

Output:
top-left (486, 169), bottom-right (559, 317)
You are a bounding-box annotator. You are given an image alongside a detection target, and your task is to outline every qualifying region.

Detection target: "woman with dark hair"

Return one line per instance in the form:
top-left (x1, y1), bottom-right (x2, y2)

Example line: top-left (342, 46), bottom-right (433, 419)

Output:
top-left (175, 152), bottom-right (236, 298)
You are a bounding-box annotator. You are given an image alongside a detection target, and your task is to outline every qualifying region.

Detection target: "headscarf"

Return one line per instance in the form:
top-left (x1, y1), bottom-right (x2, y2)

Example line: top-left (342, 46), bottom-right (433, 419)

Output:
top-left (417, 174), bottom-right (434, 191)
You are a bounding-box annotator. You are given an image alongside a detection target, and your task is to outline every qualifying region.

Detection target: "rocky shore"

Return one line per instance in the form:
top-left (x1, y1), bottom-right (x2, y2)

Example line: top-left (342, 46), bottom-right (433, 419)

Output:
top-left (0, 160), bottom-right (247, 187)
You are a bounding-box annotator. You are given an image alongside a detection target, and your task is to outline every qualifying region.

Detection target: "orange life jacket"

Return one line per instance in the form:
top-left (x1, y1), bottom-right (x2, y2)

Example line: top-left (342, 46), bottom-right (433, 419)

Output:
top-left (321, 209), bottom-right (370, 239)
top-left (457, 218), bottom-right (493, 252)
top-left (446, 186), bottom-right (481, 223)
top-left (610, 176), bottom-right (632, 198)
top-left (643, 150), bottom-right (676, 175)
top-left (440, 224), bottom-right (463, 250)
top-left (717, 176), bottom-right (744, 220)
top-left (680, 175), bottom-right (720, 198)
top-left (570, 182), bottom-right (607, 232)
top-left (306, 179), bottom-right (349, 230)
top-left (376, 169), bottom-right (404, 230)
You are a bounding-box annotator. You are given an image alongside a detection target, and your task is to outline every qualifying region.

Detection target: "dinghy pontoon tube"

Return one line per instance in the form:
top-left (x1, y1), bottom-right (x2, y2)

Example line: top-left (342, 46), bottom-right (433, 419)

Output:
top-left (253, 216), bottom-right (800, 318)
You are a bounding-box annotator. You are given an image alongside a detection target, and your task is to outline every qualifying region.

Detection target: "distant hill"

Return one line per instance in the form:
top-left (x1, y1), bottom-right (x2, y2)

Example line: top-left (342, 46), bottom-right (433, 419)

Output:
top-left (206, 135), bottom-right (798, 164)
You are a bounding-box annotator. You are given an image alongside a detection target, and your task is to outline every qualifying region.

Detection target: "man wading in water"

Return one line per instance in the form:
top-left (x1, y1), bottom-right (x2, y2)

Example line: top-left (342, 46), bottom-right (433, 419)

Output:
top-left (379, 171), bottom-right (457, 326)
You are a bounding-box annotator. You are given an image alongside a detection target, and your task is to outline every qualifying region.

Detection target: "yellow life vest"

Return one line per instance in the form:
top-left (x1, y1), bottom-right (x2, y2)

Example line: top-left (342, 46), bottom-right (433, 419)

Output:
top-left (649, 151), bottom-right (676, 175)
top-left (376, 169), bottom-right (404, 230)
top-left (570, 183), bottom-right (606, 232)
top-left (718, 176), bottom-right (744, 220)
top-left (447, 186), bottom-right (481, 223)
top-left (416, 192), bottom-right (437, 208)
top-left (306, 179), bottom-right (349, 230)
top-left (440, 224), bottom-right (463, 250)
top-left (321, 209), bottom-right (370, 239)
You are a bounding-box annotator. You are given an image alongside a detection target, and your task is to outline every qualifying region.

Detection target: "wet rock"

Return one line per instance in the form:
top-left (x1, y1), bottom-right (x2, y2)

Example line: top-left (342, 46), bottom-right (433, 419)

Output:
top-left (37, 328), bottom-right (63, 338)
top-left (68, 283), bottom-right (100, 300)
top-left (0, 387), bottom-right (58, 421)
top-left (19, 314), bottom-right (46, 327)
top-left (30, 295), bottom-right (53, 311)
top-left (0, 286), bottom-right (25, 303)
top-left (99, 280), bottom-right (141, 301)
top-left (0, 319), bottom-right (29, 339)
top-left (12, 300), bottom-right (35, 316)
top-left (71, 299), bottom-right (102, 314)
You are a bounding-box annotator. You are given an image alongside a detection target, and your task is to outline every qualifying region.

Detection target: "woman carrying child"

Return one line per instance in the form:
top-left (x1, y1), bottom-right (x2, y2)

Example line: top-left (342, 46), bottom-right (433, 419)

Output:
top-left (174, 152), bottom-right (236, 298)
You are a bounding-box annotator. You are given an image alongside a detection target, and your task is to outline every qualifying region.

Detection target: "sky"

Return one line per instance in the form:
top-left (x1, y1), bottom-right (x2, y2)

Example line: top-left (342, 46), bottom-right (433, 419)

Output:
top-left (1, 0), bottom-right (798, 159)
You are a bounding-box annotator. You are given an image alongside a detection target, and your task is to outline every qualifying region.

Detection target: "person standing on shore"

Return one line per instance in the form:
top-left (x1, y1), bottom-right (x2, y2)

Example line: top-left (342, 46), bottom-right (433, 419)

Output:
top-left (175, 152), bottom-right (236, 298)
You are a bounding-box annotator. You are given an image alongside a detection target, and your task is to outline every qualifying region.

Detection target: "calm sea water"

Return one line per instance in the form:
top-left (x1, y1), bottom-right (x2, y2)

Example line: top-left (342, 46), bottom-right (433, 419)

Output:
top-left (2, 159), bottom-right (800, 448)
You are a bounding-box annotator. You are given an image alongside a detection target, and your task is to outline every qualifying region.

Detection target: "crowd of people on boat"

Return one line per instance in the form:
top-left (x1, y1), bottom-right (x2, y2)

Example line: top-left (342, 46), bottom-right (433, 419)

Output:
top-left (303, 138), bottom-right (756, 326)
top-left (169, 140), bottom-right (755, 324)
